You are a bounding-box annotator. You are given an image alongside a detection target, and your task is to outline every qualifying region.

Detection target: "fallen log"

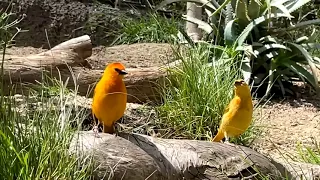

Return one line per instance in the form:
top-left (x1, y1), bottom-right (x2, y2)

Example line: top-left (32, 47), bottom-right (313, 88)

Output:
top-left (1, 35), bottom-right (92, 94)
top-left (1, 35), bottom-right (172, 103)
top-left (2, 35), bottom-right (92, 73)
top-left (61, 66), bottom-right (166, 103)
top-left (70, 131), bottom-right (308, 180)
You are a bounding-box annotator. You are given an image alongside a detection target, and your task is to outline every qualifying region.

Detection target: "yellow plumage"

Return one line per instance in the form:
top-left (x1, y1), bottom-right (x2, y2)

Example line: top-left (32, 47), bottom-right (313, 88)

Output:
top-left (212, 79), bottom-right (253, 142)
top-left (91, 62), bottom-right (127, 134)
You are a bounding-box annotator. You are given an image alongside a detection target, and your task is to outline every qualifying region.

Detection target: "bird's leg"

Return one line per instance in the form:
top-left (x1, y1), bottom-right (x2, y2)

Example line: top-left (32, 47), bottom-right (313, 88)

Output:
top-left (92, 116), bottom-right (101, 138)
top-left (223, 132), bottom-right (238, 148)
top-left (114, 123), bottom-right (118, 137)
top-left (92, 125), bottom-right (100, 138)
top-left (224, 132), bottom-right (231, 144)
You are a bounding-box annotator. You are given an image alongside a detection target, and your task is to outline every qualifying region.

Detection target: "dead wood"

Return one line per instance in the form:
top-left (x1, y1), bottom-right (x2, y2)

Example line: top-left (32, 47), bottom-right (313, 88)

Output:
top-left (70, 131), bottom-right (308, 180)
top-left (1, 35), bottom-right (175, 103)
top-left (271, 158), bottom-right (320, 180)
top-left (1, 35), bottom-right (92, 91)
top-left (2, 35), bottom-right (92, 73)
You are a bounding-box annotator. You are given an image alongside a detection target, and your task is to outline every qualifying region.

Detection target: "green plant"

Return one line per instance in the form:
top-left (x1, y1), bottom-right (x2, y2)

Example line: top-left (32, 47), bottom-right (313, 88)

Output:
top-left (0, 81), bottom-right (94, 179)
top-left (297, 140), bottom-right (320, 165)
top-left (0, 8), bottom-right (93, 180)
top-left (112, 13), bottom-right (182, 45)
top-left (158, 0), bottom-right (320, 98)
top-left (157, 43), bottom-right (260, 143)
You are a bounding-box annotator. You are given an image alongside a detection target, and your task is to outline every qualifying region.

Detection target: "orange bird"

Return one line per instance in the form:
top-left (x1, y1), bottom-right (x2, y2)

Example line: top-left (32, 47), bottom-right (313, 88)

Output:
top-left (91, 62), bottom-right (128, 134)
top-left (212, 79), bottom-right (253, 143)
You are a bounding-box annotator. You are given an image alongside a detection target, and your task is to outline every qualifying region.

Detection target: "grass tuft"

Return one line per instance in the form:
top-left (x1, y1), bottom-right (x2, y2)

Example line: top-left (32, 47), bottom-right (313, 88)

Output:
top-left (0, 78), bottom-right (94, 179)
top-left (113, 13), bottom-right (182, 45)
top-left (297, 140), bottom-right (320, 165)
top-left (156, 44), bottom-right (259, 142)
top-left (0, 8), bottom-right (93, 179)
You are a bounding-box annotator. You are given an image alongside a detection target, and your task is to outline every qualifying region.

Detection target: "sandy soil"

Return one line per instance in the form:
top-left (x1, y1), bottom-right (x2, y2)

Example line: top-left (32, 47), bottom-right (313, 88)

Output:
top-left (5, 43), bottom-right (320, 162)
top-left (252, 94), bottom-right (320, 161)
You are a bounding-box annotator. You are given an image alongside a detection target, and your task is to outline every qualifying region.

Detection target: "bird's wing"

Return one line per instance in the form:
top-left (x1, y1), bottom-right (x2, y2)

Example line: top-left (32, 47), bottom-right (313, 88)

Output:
top-left (223, 97), bottom-right (241, 117)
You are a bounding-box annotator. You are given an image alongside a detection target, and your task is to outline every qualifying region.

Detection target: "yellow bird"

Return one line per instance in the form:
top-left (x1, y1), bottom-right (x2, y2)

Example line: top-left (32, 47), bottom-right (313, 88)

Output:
top-left (212, 79), bottom-right (253, 143)
top-left (91, 62), bottom-right (128, 134)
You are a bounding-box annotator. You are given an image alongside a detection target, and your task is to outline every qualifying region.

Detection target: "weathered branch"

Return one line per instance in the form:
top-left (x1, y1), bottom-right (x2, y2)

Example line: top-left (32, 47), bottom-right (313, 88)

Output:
top-left (68, 66), bottom-right (166, 103)
top-left (2, 35), bottom-right (92, 74)
top-left (1, 35), bottom-right (176, 103)
top-left (69, 131), bottom-right (320, 180)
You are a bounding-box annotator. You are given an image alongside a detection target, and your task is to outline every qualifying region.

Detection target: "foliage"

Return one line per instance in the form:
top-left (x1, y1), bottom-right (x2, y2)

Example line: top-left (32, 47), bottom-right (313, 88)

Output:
top-left (0, 11), bottom-right (24, 48)
top-left (158, 0), bottom-right (320, 98)
top-left (157, 43), bottom-right (257, 144)
top-left (0, 8), bottom-right (93, 180)
top-left (112, 13), bottom-right (182, 45)
top-left (297, 140), bottom-right (320, 165)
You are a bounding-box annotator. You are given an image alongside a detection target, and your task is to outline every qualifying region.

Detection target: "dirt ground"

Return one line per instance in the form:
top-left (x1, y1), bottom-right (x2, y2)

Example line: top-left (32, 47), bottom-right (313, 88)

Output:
top-left (252, 94), bottom-right (320, 161)
top-left (5, 43), bottom-right (320, 163)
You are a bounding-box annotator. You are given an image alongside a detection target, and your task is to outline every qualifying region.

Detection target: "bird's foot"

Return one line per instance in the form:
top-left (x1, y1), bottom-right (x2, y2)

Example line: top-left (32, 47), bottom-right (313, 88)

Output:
top-left (224, 140), bottom-right (239, 148)
top-left (92, 125), bottom-right (101, 138)
top-left (114, 123), bottom-right (122, 137)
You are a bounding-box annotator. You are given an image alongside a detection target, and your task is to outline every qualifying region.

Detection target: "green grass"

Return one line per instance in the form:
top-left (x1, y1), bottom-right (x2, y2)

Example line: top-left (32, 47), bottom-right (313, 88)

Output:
top-left (112, 13), bottom-right (182, 45)
top-left (0, 9), bottom-right (93, 180)
top-left (156, 44), bottom-right (259, 143)
top-left (0, 79), bottom-right (94, 179)
top-left (297, 140), bottom-right (320, 165)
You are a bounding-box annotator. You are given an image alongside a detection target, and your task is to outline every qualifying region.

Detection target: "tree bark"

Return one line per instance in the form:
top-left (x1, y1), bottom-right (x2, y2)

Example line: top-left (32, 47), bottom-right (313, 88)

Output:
top-left (186, 2), bottom-right (203, 41)
top-left (70, 131), bottom-right (320, 180)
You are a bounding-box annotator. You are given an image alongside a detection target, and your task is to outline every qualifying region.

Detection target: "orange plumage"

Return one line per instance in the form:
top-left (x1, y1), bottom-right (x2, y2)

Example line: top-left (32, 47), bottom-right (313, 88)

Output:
top-left (212, 79), bottom-right (253, 143)
top-left (91, 62), bottom-right (127, 134)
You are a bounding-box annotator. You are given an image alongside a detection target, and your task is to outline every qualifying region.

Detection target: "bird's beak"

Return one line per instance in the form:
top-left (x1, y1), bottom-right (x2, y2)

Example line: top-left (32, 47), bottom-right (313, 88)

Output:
top-left (234, 80), bottom-right (245, 86)
top-left (119, 70), bottom-right (128, 75)
top-left (234, 81), bottom-right (242, 86)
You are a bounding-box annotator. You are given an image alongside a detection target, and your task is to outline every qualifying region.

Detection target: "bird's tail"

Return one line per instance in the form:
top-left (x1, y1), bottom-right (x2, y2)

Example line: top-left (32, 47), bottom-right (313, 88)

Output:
top-left (211, 130), bottom-right (224, 142)
top-left (103, 124), bottom-right (115, 134)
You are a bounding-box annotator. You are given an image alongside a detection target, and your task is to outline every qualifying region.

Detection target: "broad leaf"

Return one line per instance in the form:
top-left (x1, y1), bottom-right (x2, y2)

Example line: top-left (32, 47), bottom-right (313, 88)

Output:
top-left (284, 0), bottom-right (311, 13)
top-left (271, 2), bottom-right (292, 18)
top-left (295, 36), bottom-right (309, 44)
top-left (224, 20), bottom-right (238, 46)
top-left (287, 19), bottom-right (320, 31)
top-left (259, 36), bottom-right (278, 44)
top-left (236, 13), bottom-right (293, 47)
top-left (254, 44), bottom-right (291, 57)
top-left (288, 42), bottom-right (319, 92)
top-left (282, 61), bottom-right (317, 89)
top-left (301, 43), bottom-right (320, 50)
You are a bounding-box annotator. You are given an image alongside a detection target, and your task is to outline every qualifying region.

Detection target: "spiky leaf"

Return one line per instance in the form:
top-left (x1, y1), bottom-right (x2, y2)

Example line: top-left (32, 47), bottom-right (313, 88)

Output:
top-left (283, 0), bottom-right (311, 13)
top-left (287, 42), bottom-right (319, 91)
top-left (236, 13), bottom-right (293, 47)
top-left (254, 44), bottom-right (291, 57)
top-left (282, 61), bottom-right (317, 89)
top-left (248, 0), bottom-right (262, 19)
top-left (224, 20), bottom-right (238, 46)
top-left (235, 0), bottom-right (251, 28)
top-left (286, 19), bottom-right (320, 31)
top-left (259, 36), bottom-right (278, 44)
top-left (301, 43), bottom-right (320, 50)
